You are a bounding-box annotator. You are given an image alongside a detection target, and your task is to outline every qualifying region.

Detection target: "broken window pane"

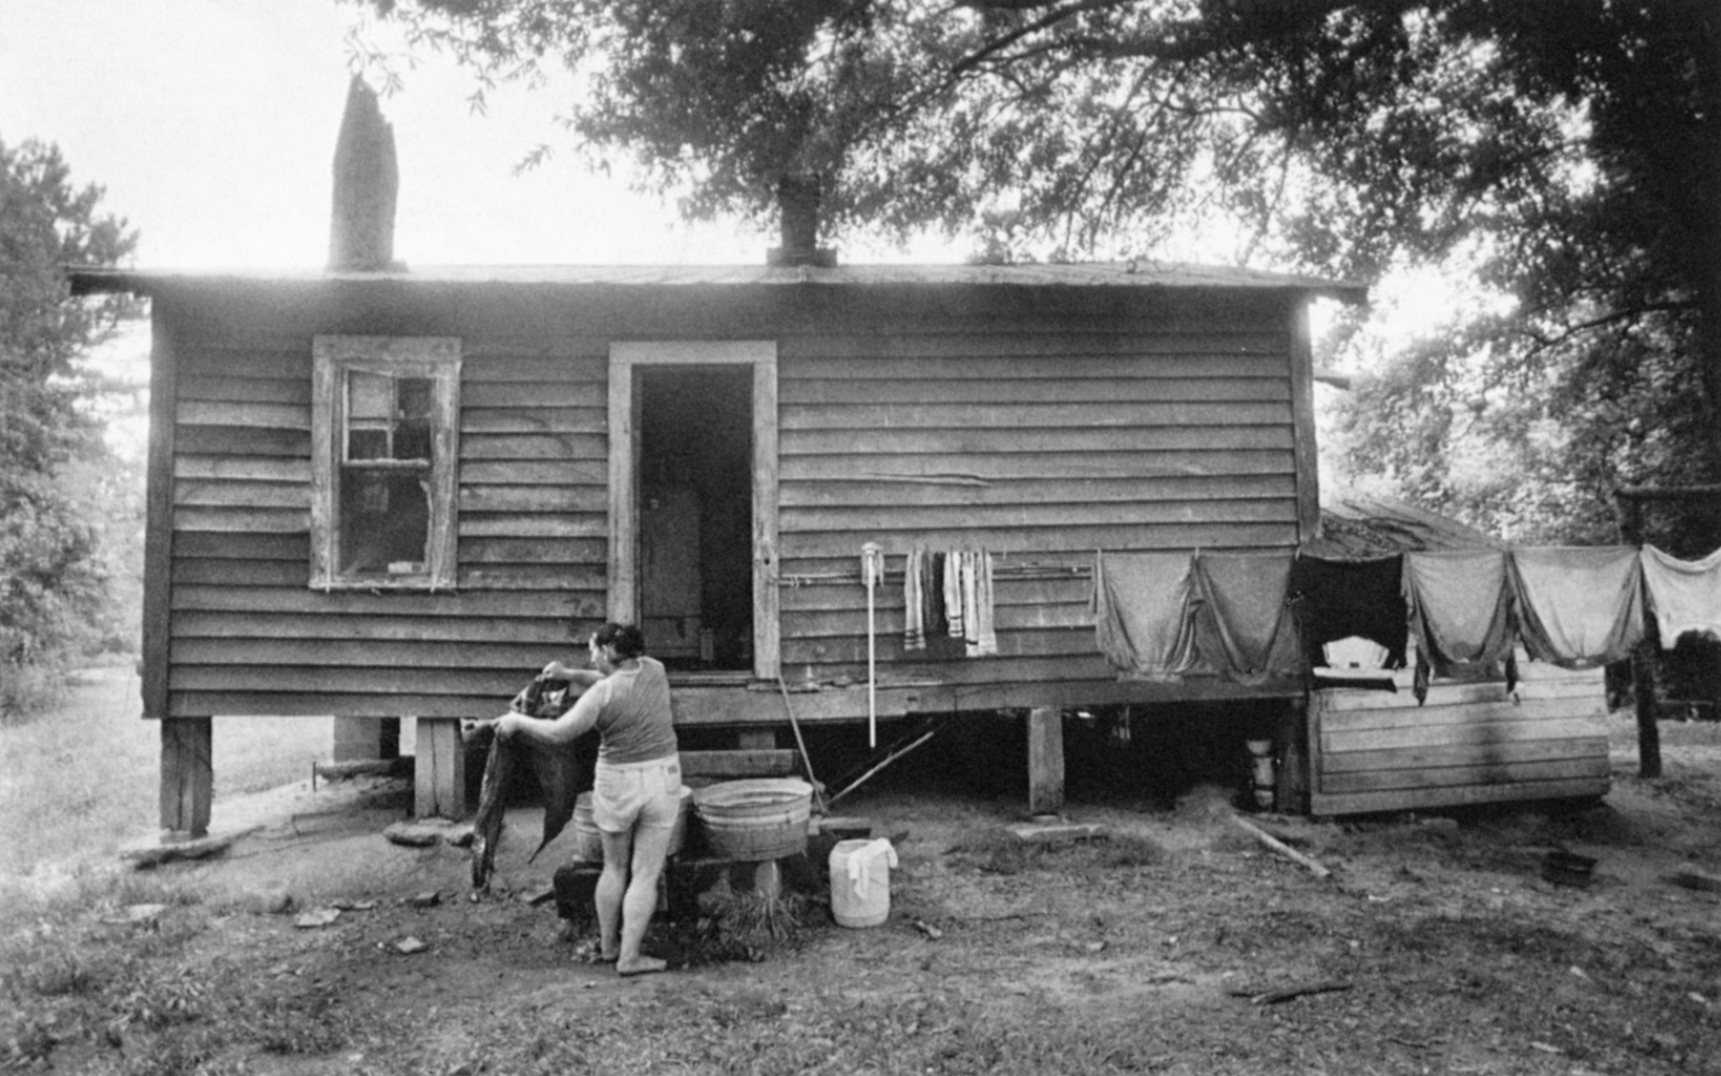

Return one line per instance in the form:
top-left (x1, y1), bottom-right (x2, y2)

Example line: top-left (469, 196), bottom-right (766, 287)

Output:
top-left (338, 470), bottom-right (431, 576)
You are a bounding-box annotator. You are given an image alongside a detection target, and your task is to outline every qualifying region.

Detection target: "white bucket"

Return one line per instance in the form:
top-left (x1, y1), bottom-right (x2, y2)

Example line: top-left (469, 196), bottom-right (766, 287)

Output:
top-left (829, 838), bottom-right (897, 928)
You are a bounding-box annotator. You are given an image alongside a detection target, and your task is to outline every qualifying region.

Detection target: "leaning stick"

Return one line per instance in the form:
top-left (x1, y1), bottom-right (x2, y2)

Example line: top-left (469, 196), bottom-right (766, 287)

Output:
top-left (1231, 814), bottom-right (1332, 879)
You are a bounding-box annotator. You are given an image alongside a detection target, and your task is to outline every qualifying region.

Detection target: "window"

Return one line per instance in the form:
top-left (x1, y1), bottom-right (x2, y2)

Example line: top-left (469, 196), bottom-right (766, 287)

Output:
top-left (311, 336), bottom-right (461, 590)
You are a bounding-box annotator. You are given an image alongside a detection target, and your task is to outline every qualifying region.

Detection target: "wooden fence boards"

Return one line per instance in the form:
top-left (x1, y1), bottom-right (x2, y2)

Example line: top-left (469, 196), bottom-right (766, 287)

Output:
top-left (1309, 665), bottom-right (1611, 816)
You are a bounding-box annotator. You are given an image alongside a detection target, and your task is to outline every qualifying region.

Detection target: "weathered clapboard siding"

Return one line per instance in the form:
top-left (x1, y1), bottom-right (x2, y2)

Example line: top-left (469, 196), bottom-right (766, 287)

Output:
top-left (1308, 661), bottom-right (1611, 816)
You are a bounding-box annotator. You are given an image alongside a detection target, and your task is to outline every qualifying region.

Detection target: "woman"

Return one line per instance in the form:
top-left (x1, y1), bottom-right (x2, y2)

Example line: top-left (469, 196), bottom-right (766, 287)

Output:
top-left (495, 622), bottom-right (681, 976)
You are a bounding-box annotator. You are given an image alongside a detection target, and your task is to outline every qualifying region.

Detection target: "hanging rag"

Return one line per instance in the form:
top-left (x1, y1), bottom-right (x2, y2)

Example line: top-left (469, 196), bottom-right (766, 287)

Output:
top-left (942, 552), bottom-right (964, 638)
top-left (903, 546), bottom-right (926, 651)
top-left (1286, 554), bottom-right (1408, 670)
top-left (964, 550), bottom-right (998, 657)
top-left (469, 723), bottom-right (594, 889)
top-left (1640, 544), bottom-right (1721, 646)
top-left (1402, 550), bottom-right (1517, 702)
top-left (1190, 551), bottom-right (1304, 685)
top-left (1091, 551), bottom-right (1205, 680)
top-left (922, 549), bottom-right (948, 639)
top-left (1508, 546), bottom-right (1645, 667)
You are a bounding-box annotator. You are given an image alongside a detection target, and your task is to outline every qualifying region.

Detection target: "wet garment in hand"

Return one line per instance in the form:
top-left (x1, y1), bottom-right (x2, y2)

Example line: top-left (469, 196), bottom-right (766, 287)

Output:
top-left (1640, 544), bottom-right (1721, 646)
top-left (1190, 551), bottom-right (1303, 684)
top-left (470, 722), bottom-right (593, 889)
top-left (1286, 554), bottom-right (1408, 669)
top-left (1092, 551), bottom-right (1204, 680)
top-left (1508, 546), bottom-right (1645, 667)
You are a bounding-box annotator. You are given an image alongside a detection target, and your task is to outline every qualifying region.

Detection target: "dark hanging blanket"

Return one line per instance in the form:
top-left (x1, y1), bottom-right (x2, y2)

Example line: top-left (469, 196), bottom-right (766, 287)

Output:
top-left (469, 678), bottom-right (595, 890)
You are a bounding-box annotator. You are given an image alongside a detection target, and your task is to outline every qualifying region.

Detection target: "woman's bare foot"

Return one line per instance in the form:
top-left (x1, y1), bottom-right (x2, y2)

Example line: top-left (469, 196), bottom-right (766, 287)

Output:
top-left (616, 955), bottom-right (667, 977)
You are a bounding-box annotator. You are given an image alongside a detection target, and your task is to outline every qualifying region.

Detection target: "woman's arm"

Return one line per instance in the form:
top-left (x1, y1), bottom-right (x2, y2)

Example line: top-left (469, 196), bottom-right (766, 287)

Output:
top-left (499, 682), bottom-right (604, 746)
top-left (542, 660), bottom-right (602, 688)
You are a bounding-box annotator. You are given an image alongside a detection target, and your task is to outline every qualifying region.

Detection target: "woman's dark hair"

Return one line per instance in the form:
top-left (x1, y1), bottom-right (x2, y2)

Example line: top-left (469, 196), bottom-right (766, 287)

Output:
top-left (592, 622), bottom-right (646, 659)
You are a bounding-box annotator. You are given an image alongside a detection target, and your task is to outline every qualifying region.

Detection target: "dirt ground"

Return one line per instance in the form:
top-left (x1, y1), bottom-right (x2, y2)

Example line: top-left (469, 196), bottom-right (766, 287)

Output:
top-left (8, 714), bottom-right (1721, 1076)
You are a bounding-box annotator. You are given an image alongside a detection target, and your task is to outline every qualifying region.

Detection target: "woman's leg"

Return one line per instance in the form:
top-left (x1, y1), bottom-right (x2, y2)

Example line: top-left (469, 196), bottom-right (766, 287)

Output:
top-left (596, 827), bottom-right (635, 961)
top-left (616, 823), bottom-right (674, 975)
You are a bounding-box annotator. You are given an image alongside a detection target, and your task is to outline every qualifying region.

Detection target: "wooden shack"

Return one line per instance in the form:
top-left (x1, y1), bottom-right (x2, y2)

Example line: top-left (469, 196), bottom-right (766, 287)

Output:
top-left (69, 261), bottom-right (1365, 833)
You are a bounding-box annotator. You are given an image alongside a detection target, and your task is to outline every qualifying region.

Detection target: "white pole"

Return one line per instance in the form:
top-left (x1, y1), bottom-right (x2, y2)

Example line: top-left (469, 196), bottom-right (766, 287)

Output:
top-left (861, 543), bottom-right (883, 748)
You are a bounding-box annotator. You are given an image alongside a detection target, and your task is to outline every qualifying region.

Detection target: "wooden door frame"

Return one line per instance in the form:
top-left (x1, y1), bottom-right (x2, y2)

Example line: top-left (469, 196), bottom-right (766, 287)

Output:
top-left (607, 341), bottom-right (780, 680)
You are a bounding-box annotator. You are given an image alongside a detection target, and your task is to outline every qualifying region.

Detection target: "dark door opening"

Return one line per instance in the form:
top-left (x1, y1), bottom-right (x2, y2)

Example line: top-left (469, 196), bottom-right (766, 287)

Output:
top-left (636, 365), bottom-right (754, 671)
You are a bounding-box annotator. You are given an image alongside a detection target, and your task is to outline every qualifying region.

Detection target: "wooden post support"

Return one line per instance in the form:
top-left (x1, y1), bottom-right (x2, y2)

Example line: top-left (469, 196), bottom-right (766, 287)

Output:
top-left (415, 718), bottom-right (468, 820)
top-left (160, 717), bottom-right (213, 837)
top-left (1275, 697), bottom-right (1311, 814)
top-left (1632, 639), bottom-right (1663, 779)
top-left (1026, 707), bottom-right (1064, 817)
top-left (333, 716), bottom-right (400, 763)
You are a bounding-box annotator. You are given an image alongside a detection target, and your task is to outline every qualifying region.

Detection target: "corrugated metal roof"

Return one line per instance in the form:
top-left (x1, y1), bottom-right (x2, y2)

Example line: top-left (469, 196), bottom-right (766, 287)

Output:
top-left (66, 260), bottom-right (1368, 301)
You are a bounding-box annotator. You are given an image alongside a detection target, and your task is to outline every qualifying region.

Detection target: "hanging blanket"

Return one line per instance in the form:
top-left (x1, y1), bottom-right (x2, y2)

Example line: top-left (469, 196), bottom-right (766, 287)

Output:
top-left (1402, 550), bottom-right (1517, 702)
top-left (1508, 546), bottom-right (1644, 667)
top-left (1190, 551), bottom-right (1304, 684)
top-left (1640, 544), bottom-right (1721, 646)
top-left (469, 678), bottom-right (595, 889)
top-left (1091, 551), bottom-right (1204, 680)
top-left (1286, 554), bottom-right (1408, 669)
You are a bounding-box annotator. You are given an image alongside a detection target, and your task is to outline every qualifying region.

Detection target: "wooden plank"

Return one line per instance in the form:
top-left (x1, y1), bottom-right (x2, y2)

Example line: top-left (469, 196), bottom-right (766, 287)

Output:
top-left (459, 514), bottom-right (608, 539)
top-left (169, 692), bottom-right (501, 718)
top-left (159, 717), bottom-right (213, 836)
top-left (779, 377), bottom-right (1291, 405)
top-left (781, 627), bottom-right (1099, 667)
top-left (781, 498), bottom-right (1298, 532)
top-left (781, 522), bottom-right (1299, 557)
top-left (177, 374), bottom-right (312, 405)
top-left (779, 576), bottom-right (1089, 613)
top-left (461, 433), bottom-right (606, 461)
top-left (171, 584), bottom-right (607, 618)
top-left (782, 602), bottom-right (1092, 639)
top-left (1027, 706), bottom-right (1065, 815)
top-left (177, 400), bottom-right (311, 430)
top-left (1320, 736), bottom-right (1610, 775)
top-left (608, 345), bottom-right (637, 625)
top-left (142, 305), bottom-right (180, 719)
top-left (415, 718), bottom-right (469, 820)
top-left (458, 566), bottom-right (606, 591)
top-left (458, 537), bottom-right (606, 565)
top-left (457, 485), bottom-right (607, 513)
top-left (1319, 755), bottom-right (1610, 795)
top-left (171, 611), bottom-right (576, 644)
top-left (459, 460), bottom-right (606, 486)
top-left (678, 749), bottom-right (798, 778)
top-left (181, 347), bottom-right (311, 380)
top-left (1309, 776), bottom-right (1611, 817)
top-left (780, 450), bottom-right (1295, 482)
top-left (172, 559), bottom-right (306, 587)
top-left (171, 637), bottom-right (566, 669)
top-left (754, 355), bottom-right (782, 680)
top-left (175, 425), bottom-right (310, 457)
top-left (779, 475), bottom-right (1296, 509)
top-left (785, 333), bottom-right (1286, 364)
top-left (174, 508), bottom-right (310, 534)
top-left (782, 426), bottom-right (1294, 455)
top-left (174, 532), bottom-right (309, 560)
top-left (461, 408), bottom-right (606, 435)
top-left (1287, 300), bottom-right (1321, 542)
top-left (170, 665), bottom-right (525, 696)
top-left (462, 382), bottom-right (605, 408)
top-left (460, 352), bottom-right (605, 379)
top-left (175, 456), bottom-right (312, 483)
top-left (779, 401), bottom-right (1292, 430)
top-left (1317, 678), bottom-right (1604, 714)
top-left (1322, 715), bottom-right (1608, 755)
top-left (174, 480), bottom-right (310, 509)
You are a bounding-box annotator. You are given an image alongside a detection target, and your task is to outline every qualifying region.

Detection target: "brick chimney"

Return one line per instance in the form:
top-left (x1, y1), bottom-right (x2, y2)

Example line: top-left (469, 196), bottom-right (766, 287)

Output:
top-left (767, 174), bottom-right (837, 267)
top-left (328, 76), bottom-right (400, 271)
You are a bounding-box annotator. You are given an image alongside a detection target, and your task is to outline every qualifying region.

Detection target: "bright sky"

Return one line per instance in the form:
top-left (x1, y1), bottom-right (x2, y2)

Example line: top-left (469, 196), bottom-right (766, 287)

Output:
top-left (0, 0), bottom-right (870, 270)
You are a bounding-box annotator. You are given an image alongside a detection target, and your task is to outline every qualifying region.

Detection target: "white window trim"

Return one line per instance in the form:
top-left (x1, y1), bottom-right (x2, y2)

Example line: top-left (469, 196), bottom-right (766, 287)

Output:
top-left (311, 335), bottom-right (462, 591)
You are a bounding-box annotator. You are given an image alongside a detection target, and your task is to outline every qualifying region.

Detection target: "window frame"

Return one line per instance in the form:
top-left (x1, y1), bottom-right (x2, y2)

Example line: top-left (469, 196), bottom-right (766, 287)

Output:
top-left (310, 335), bottom-right (462, 591)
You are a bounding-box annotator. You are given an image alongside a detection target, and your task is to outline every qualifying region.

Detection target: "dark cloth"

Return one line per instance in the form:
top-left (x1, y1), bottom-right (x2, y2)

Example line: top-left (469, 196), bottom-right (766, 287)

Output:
top-left (1286, 554), bottom-right (1408, 670)
top-left (1190, 551), bottom-right (1304, 684)
top-left (469, 678), bottom-right (595, 890)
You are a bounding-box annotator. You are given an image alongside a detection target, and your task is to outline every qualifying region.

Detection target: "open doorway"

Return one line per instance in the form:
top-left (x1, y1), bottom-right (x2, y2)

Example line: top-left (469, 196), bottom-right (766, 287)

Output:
top-left (636, 365), bottom-right (754, 671)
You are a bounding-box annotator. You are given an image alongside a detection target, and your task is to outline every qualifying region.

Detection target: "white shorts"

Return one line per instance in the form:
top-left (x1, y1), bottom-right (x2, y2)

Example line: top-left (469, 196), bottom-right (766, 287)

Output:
top-left (592, 755), bottom-right (681, 834)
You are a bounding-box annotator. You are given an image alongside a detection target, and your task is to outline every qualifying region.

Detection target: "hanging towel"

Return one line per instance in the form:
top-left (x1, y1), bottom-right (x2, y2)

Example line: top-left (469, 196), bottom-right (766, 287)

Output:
top-left (1286, 554), bottom-right (1408, 669)
top-left (1640, 544), bottom-right (1721, 646)
top-left (942, 552), bottom-right (964, 638)
top-left (1402, 550), bottom-right (1517, 701)
top-left (1190, 551), bottom-right (1304, 684)
top-left (903, 546), bottom-right (926, 651)
top-left (1509, 546), bottom-right (1645, 667)
top-left (1091, 551), bottom-right (1204, 680)
top-left (923, 549), bottom-right (948, 639)
top-left (966, 550), bottom-right (998, 657)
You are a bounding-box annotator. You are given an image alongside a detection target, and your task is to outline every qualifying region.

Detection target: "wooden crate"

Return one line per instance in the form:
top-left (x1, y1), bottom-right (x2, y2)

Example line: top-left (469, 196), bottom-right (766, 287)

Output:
top-left (1308, 659), bottom-right (1610, 817)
